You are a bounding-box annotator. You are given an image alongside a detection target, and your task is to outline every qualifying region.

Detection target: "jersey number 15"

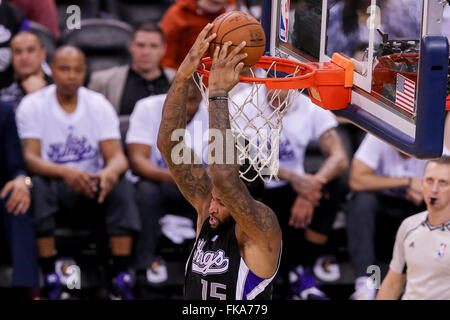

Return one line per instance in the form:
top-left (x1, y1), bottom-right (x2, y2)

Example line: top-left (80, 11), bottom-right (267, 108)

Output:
top-left (201, 279), bottom-right (227, 300)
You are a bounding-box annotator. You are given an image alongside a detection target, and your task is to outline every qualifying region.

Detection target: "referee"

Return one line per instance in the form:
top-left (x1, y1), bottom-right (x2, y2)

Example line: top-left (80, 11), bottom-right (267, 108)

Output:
top-left (377, 156), bottom-right (450, 300)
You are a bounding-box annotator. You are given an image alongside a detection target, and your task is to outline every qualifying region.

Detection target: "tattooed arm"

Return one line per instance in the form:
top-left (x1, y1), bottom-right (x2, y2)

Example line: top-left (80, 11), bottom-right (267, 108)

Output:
top-left (157, 24), bottom-right (216, 222)
top-left (278, 128), bottom-right (348, 198)
top-left (315, 128), bottom-right (349, 183)
top-left (207, 42), bottom-right (281, 272)
top-left (278, 128), bottom-right (348, 204)
top-left (209, 97), bottom-right (281, 238)
top-left (157, 76), bottom-right (212, 216)
top-left (279, 128), bottom-right (349, 228)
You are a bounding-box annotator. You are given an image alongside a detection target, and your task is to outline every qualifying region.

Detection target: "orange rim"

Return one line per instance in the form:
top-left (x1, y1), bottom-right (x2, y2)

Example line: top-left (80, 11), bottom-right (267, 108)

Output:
top-left (196, 54), bottom-right (354, 110)
top-left (197, 56), bottom-right (317, 89)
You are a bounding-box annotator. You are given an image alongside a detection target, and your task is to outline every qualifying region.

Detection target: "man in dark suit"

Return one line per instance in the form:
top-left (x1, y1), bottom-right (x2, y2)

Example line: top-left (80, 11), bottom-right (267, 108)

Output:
top-left (0, 100), bottom-right (38, 292)
top-left (88, 22), bottom-right (175, 116)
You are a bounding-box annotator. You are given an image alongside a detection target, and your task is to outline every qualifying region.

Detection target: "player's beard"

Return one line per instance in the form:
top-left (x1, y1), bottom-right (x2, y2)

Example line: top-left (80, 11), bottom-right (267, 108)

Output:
top-left (210, 216), bottom-right (234, 235)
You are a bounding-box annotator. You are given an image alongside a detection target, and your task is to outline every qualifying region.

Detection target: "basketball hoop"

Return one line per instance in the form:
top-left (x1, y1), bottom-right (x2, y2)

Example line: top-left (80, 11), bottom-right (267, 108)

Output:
top-left (195, 54), bottom-right (353, 183)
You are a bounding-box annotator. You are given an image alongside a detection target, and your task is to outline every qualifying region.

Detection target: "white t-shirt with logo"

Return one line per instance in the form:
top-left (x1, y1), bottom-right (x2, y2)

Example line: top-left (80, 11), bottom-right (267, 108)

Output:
top-left (354, 134), bottom-right (428, 197)
top-left (126, 94), bottom-right (209, 168)
top-left (16, 84), bottom-right (120, 174)
top-left (390, 211), bottom-right (450, 300)
top-left (266, 93), bottom-right (338, 189)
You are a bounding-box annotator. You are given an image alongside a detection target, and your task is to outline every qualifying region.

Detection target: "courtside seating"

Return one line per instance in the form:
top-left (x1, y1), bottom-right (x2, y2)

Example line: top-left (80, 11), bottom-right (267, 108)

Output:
top-left (103, 0), bottom-right (173, 25)
top-left (60, 18), bottom-right (133, 73)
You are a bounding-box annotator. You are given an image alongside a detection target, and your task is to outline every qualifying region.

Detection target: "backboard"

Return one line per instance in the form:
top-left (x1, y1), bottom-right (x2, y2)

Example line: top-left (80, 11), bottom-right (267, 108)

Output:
top-left (262, 0), bottom-right (449, 158)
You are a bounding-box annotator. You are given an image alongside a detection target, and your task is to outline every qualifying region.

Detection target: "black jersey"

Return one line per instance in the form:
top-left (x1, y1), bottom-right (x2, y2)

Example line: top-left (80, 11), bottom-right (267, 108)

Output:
top-left (184, 219), bottom-right (280, 300)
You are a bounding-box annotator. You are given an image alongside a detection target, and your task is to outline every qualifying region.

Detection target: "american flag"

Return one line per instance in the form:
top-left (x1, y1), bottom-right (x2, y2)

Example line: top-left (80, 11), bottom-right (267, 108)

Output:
top-left (395, 73), bottom-right (416, 113)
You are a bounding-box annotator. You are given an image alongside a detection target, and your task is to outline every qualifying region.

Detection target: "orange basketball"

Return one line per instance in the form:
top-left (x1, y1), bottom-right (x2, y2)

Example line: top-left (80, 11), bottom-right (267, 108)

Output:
top-left (208, 11), bottom-right (266, 67)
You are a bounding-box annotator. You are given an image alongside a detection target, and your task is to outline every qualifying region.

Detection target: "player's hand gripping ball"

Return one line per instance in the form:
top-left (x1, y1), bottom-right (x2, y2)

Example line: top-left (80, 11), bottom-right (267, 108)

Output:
top-left (208, 11), bottom-right (266, 67)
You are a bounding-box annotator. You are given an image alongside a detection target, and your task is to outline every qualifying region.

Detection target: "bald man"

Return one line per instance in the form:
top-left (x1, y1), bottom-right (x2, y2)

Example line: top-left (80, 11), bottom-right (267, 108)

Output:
top-left (15, 46), bottom-right (141, 300)
top-left (0, 31), bottom-right (51, 110)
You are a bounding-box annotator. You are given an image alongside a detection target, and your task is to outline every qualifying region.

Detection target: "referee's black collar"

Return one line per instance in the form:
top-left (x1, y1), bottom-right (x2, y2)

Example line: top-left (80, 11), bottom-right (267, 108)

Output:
top-left (422, 214), bottom-right (450, 232)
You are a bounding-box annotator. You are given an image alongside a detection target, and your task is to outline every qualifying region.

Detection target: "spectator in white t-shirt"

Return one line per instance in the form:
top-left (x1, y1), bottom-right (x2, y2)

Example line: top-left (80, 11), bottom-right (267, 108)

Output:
top-left (126, 79), bottom-right (209, 287)
top-left (377, 156), bottom-right (450, 300)
top-left (261, 92), bottom-right (349, 300)
top-left (16, 46), bottom-right (141, 300)
top-left (346, 134), bottom-right (427, 300)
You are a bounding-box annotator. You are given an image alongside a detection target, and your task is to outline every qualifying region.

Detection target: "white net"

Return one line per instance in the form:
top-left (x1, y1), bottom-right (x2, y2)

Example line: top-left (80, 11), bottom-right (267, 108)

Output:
top-left (195, 61), bottom-right (304, 183)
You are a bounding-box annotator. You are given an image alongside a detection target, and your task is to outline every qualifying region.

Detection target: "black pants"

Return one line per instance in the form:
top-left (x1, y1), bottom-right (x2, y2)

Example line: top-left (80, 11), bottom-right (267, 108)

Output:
top-left (262, 180), bottom-right (341, 273)
top-left (133, 180), bottom-right (196, 270)
top-left (31, 176), bottom-right (141, 237)
top-left (345, 191), bottom-right (425, 277)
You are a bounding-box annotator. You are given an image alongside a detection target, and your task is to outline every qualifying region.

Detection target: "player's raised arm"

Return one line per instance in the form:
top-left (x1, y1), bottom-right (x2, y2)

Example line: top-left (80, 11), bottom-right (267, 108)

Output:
top-left (157, 24), bottom-right (216, 216)
top-left (207, 41), bottom-right (282, 246)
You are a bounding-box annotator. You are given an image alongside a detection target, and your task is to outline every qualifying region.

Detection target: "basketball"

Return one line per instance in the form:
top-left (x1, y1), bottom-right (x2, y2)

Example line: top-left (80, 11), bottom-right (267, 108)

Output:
top-left (208, 11), bottom-right (266, 67)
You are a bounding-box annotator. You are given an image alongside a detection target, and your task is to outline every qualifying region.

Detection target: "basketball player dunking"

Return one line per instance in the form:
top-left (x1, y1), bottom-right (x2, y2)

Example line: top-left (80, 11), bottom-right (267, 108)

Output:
top-left (157, 24), bottom-right (282, 300)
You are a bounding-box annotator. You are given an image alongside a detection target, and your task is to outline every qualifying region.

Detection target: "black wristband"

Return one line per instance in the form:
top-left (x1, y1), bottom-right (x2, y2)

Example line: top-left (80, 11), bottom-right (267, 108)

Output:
top-left (209, 95), bottom-right (228, 102)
